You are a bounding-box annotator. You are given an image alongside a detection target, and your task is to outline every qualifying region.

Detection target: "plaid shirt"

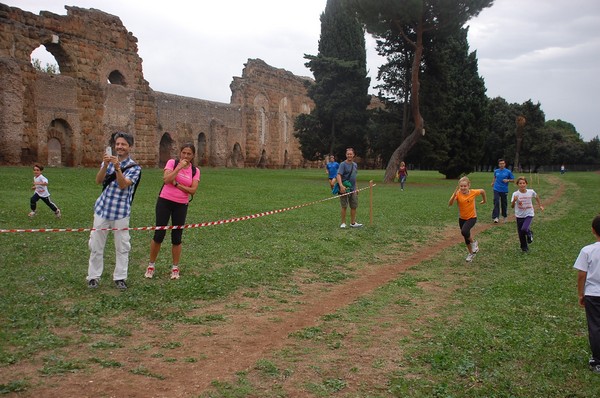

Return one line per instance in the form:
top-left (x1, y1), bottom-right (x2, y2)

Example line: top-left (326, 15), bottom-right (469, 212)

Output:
top-left (94, 157), bottom-right (141, 220)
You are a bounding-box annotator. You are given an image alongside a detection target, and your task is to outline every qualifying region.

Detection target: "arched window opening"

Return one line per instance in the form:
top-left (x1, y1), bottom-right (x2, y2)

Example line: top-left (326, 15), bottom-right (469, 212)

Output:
top-left (108, 70), bottom-right (126, 86)
top-left (47, 118), bottom-right (73, 166)
top-left (30, 45), bottom-right (60, 74)
top-left (159, 133), bottom-right (174, 168)
top-left (231, 143), bottom-right (243, 168)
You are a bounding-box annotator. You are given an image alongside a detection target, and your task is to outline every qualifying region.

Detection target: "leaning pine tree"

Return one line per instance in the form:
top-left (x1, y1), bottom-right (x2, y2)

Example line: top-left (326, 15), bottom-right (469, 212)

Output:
top-left (345, 0), bottom-right (494, 182)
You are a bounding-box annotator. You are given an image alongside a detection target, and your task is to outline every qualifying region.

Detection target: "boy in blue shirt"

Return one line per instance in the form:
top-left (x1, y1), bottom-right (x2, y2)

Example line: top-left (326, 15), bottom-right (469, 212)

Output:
top-left (490, 159), bottom-right (514, 223)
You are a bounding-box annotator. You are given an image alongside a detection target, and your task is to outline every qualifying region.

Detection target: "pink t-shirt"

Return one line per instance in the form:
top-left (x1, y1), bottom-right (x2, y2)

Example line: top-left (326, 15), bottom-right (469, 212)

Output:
top-left (159, 159), bottom-right (200, 204)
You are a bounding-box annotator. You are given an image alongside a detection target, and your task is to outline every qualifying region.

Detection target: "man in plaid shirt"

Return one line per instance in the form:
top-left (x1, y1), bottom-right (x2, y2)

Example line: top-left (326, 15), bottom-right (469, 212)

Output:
top-left (87, 132), bottom-right (141, 290)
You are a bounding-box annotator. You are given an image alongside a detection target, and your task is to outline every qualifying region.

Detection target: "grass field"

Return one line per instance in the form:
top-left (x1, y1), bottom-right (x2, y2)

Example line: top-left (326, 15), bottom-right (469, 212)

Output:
top-left (0, 166), bottom-right (599, 397)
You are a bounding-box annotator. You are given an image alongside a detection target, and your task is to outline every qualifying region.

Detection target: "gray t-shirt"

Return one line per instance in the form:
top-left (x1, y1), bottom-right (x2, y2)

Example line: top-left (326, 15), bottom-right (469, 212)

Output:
top-left (337, 161), bottom-right (357, 191)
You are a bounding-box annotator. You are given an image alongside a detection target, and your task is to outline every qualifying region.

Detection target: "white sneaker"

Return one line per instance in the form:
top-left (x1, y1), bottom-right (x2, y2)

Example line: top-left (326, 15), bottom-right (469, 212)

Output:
top-left (350, 222), bottom-right (363, 228)
top-left (502, 217), bottom-right (507, 223)
top-left (471, 240), bottom-right (479, 254)
top-left (170, 267), bottom-right (180, 280)
top-left (466, 253), bottom-right (475, 262)
top-left (28, 211), bottom-right (36, 218)
top-left (493, 217), bottom-right (499, 223)
top-left (340, 223), bottom-right (346, 229)
top-left (144, 266), bottom-right (155, 279)
top-left (55, 209), bottom-right (61, 218)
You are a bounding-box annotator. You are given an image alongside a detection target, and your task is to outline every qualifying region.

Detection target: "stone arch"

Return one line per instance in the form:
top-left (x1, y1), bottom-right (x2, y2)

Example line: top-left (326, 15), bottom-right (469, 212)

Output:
top-left (47, 119), bottom-right (73, 166)
top-left (30, 45), bottom-right (60, 74)
top-left (99, 59), bottom-right (135, 88)
top-left (230, 143), bottom-right (244, 168)
top-left (29, 36), bottom-right (75, 77)
top-left (159, 132), bottom-right (174, 168)
top-left (284, 150), bottom-right (290, 169)
top-left (108, 70), bottom-right (126, 86)
top-left (257, 149), bottom-right (268, 168)
top-left (197, 132), bottom-right (207, 166)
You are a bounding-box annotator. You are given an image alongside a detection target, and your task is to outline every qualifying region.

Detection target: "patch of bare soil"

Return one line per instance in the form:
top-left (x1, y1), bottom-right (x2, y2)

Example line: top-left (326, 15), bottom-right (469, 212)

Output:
top-left (4, 176), bottom-right (566, 397)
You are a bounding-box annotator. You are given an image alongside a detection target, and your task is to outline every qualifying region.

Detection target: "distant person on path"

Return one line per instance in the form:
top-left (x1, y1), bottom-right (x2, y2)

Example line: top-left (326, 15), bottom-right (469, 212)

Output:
top-left (491, 158), bottom-right (514, 223)
top-left (398, 161), bottom-right (408, 191)
top-left (574, 214), bottom-right (600, 374)
top-left (87, 132), bottom-right (141, 290)
top-left (337, 147), bottom-right (362, 229)
top-left (448, 176), bottom-right (487, 262)
top-left (561, 164), bottom-right (566, 175)
top-left (326, 155), bottom-right (339, 189)
top-left (29, 164), bottom-right (61, 218)
top-left (511, 177), bottom-right (544, 253)
top-left (145, 143), bottom-right (200, 280)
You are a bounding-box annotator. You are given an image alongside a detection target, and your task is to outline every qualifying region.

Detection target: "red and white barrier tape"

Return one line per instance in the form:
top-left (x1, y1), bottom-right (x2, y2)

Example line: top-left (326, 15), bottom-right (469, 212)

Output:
top-left (0, 185), bottom-right (374, 233)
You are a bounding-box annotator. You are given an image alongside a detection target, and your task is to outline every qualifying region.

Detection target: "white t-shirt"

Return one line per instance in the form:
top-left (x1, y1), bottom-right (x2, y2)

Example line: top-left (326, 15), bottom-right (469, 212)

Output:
top-left (33, 175), bottom-right (50, 198)
top-left (574, 241), bottom-right (600, 297)
top-left (511, 189), bottom-right (537, 218)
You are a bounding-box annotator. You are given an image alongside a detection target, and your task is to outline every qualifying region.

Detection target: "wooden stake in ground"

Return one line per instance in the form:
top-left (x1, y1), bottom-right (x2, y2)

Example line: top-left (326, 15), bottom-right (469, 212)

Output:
top-left (369, 180), bottom-right (374, 225)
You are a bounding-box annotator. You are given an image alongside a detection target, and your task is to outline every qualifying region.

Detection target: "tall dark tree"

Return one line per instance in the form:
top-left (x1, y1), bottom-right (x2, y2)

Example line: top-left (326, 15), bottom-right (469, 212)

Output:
top-left (511, 100), bottom-right (547, 171)
top-left (345, 0), bottom-right (494, 182)
top-left (419, 26), bottom-right (488, 179)
top-left (481, 97), bottom-right (518, 171)
top-left (583, 136), bottom-right (600, 165)
top-left (294, 0), bottom-right (371, 161)
top-left (545, 120), bottom-right (586, 167)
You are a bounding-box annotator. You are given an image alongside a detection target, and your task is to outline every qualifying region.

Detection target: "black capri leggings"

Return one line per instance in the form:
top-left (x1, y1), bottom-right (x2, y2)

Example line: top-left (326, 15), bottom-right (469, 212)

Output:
top-left (458, 217), bottom-right (477, 245)
top-left (152, 197), bottom-right (189, 245)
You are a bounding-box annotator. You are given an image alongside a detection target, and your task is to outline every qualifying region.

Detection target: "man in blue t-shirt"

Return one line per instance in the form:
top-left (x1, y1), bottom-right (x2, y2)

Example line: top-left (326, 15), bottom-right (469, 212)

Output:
top-left (336, 148), bottom-right (362, 229)
top-left (491, 158), bottom-right (514, 223)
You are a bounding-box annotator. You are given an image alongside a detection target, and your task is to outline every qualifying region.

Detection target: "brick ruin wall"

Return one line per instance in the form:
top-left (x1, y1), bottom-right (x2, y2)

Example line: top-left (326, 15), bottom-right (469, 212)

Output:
top-left (0, 3), bottom-right (314, 169)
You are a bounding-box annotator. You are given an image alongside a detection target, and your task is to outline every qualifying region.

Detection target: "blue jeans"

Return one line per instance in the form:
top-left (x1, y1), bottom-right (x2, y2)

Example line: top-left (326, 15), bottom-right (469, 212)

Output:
top-left (492, 190), bottom-right (508, 219)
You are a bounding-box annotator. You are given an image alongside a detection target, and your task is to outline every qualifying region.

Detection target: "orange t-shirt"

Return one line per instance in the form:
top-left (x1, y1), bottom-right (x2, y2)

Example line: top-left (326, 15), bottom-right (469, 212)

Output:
top-left (456, 189), bottom-right (482, 220)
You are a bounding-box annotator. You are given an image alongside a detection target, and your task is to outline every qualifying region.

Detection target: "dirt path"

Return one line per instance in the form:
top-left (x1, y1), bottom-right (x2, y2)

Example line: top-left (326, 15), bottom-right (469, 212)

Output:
top-left (11, 176), bottom-right (566, 397)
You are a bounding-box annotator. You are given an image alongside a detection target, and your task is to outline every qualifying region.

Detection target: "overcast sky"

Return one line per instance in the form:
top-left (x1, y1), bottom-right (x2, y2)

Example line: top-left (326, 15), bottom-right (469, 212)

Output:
top-left (11, 0), bottom-right (600, 141)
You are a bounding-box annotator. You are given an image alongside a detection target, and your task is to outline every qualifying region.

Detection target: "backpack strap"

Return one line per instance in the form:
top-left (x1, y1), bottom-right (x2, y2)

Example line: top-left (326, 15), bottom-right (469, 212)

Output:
top-left (101, 162), bottom-right (138, 191)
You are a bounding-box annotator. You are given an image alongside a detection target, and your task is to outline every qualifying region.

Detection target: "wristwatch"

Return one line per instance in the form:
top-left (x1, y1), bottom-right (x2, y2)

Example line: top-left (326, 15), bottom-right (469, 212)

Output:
top-left (174, 181), bottom-right (179, 187)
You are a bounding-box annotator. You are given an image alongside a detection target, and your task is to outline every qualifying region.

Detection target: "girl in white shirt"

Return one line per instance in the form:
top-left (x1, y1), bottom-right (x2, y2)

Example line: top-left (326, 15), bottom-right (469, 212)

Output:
top-left (510, 176), bottom-right (543, 252)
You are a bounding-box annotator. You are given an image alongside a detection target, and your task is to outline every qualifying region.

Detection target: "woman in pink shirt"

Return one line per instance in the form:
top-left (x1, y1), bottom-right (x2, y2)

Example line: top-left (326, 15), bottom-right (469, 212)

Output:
top-left (145, 143), bottom-right (200, 280)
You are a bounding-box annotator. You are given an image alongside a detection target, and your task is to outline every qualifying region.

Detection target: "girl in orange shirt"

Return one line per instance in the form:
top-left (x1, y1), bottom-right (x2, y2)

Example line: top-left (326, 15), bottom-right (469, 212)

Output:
top-left (448, 176), bottom-right (487, 262)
